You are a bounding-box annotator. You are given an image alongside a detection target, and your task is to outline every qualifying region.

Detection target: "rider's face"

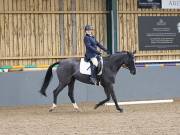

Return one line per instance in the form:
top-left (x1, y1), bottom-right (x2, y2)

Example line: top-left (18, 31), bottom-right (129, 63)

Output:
top-left (85, 30), bottom-right (93, 35)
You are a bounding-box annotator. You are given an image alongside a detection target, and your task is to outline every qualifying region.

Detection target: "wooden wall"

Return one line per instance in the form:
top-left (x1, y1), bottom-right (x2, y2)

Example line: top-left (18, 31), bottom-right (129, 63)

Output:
top-left (1, 0), bottom-right (180, 66)
top-left (118, 0), bottom-right (180, 60)
top-left (0, 0), bottom-right (107, 66)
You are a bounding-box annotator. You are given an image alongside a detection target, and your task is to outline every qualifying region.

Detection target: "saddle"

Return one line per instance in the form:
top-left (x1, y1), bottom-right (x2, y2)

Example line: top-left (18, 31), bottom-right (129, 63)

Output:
top-left (80, 55), bottom-right (103, 76)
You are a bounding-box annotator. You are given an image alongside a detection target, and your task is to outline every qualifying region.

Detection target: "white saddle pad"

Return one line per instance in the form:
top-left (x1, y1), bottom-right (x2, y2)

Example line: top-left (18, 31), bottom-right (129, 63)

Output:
top-left (80, 58), bottom-right (103, 75)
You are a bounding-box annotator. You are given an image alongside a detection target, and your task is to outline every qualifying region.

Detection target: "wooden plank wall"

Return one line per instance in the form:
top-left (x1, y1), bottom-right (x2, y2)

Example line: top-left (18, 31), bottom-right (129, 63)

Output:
top-left (118, 0), bottom-right (180, 60)
top-left (0, 0), bottom-right (107, 66)
top-left (2, 0), bottom-right (180, 65)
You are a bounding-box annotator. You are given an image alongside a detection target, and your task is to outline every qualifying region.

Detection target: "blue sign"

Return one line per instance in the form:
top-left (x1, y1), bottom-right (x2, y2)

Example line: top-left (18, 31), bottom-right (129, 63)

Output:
top-left (138, 0), bottom-right (161, 8)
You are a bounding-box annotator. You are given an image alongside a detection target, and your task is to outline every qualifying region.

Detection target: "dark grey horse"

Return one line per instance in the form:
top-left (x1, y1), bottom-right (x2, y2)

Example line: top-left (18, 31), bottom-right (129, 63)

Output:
top-left (40, 51), bottom-right (136, 112)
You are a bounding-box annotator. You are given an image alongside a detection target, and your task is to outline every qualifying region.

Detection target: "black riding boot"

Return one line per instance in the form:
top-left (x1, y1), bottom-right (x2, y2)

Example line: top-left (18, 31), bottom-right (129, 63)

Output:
top-left (90, 65), bottom-right (97, 85)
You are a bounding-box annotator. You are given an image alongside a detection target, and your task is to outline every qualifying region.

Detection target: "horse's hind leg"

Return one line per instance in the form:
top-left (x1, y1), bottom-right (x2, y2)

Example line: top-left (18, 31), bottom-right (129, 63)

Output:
top-left (49, 82), bottom-right (66, 112)
top-left (94, 87), bottom-right (110, 109)
top-left (68, 79), bottom-right (80, 111)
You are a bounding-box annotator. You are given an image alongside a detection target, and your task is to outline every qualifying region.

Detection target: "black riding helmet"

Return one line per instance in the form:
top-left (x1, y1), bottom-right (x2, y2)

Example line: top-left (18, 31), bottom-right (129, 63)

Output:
top-left (84, 25), bottom-right (94, 31)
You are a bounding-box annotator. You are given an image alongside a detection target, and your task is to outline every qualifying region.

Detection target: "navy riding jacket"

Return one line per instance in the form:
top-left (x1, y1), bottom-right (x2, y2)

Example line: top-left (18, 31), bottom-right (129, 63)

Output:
top-left (84, 34), bottom-right (107, 59)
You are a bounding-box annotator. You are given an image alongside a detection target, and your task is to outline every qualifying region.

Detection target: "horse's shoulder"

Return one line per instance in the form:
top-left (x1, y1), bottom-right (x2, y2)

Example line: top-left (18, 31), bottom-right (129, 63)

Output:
top-left (102, 57), bottom-right (111, 65)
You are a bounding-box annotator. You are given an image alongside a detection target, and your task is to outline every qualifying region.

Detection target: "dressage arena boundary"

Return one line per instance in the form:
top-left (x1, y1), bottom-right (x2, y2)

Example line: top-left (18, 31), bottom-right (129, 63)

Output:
top-left (105, 99), bottom-right (174, 106)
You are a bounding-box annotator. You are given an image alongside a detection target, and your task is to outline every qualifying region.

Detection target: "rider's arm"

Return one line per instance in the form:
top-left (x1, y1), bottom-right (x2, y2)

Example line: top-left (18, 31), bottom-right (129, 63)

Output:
top-left (84, 36), bottom-right (101, 55)
top-left (96, 40), bottom-right (111, 54)
top-left (97, 42), bottom-right (107, 52)
top-left (95, 39), bottom-right (108, 52)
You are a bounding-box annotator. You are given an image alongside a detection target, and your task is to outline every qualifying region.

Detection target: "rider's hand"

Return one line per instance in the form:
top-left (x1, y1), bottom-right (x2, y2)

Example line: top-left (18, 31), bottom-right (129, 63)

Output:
top-left (98, 52), bottom-right (102, 55)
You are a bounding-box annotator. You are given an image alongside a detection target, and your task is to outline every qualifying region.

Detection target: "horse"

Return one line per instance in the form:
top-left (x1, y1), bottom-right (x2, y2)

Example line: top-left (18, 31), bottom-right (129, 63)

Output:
top-left (39, 51), bottom-right (136, 113)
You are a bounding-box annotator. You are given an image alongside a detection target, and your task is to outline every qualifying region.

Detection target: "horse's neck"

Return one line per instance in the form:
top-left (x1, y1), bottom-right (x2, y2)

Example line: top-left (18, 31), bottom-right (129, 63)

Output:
top-left (106, 54), bottom-right (124, 73)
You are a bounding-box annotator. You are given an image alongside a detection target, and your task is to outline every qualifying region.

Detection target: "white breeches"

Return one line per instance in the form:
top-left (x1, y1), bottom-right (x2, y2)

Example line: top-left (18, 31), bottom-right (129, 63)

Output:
top-left (90, 57), bottom-right (98, 67)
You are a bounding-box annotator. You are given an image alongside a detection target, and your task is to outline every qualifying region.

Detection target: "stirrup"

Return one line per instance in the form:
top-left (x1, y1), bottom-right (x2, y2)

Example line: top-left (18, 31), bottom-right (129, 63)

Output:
top-left (96, 81), bottom-right (100, 86)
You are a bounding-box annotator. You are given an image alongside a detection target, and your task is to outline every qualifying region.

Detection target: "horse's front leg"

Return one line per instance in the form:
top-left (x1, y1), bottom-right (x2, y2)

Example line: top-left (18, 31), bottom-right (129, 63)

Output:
top-left (109, 85), bottom-right (123, 113)
top-left (94, 87), bottom-right (110, 109)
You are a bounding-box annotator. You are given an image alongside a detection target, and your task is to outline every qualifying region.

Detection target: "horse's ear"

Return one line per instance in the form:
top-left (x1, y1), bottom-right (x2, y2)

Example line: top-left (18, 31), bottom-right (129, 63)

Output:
top-left (132, 50), bottom-right (136, 54)
top-left (121, 50), bottom-right (127, 54)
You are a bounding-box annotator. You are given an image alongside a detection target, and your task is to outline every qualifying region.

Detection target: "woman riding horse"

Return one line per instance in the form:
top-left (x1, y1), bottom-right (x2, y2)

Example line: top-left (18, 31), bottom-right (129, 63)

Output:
top-left (84, 25), bottom-right (110, 85)
top-left (39, 50), bottom-right (136, 113)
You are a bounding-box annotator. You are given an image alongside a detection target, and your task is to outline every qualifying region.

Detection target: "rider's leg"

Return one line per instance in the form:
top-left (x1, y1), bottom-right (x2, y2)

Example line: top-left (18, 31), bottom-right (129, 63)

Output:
top-left (90, 57), bottom-right (98, 84)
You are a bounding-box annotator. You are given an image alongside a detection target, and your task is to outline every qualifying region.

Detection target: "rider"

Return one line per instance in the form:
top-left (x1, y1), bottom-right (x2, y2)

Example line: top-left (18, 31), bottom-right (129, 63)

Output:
top-left (83, 24), bottom-right (110, 85)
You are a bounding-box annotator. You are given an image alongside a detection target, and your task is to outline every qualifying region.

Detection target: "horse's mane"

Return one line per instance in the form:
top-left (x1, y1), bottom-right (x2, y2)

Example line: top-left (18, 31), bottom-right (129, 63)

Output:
top-left (104, 51), bottom-right (129, 59)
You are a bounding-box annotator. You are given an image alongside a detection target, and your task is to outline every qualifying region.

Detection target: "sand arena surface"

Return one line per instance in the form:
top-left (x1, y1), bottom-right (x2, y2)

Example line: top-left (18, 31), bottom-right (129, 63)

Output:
top-left (0, 101), bottom-right (180, 135)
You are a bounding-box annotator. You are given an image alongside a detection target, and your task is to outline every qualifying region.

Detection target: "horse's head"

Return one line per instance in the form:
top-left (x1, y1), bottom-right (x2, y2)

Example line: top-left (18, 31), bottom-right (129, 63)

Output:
top-left (122, 51), bottom-right (136, 75)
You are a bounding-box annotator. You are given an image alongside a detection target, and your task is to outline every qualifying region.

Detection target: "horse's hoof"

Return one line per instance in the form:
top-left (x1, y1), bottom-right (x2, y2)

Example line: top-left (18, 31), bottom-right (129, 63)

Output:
top-left (49, 109), bottom-right (53, 112)
top-left (118, 108), bottom-right (123, 113)
top-left (119, 108), bottom-right (123, 113)
top-left (94, 105), bottom-right (98, 110)
top-left (74, 108), bottom-right (82, 112)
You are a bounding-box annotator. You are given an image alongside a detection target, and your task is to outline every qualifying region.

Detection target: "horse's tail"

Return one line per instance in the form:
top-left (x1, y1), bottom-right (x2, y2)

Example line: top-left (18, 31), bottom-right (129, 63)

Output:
top-left (39, 62), bottom-right (59, 97)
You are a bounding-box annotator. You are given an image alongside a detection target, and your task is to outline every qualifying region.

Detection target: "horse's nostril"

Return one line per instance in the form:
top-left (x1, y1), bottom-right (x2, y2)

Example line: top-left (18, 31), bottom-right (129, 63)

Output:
top-left (133, 71), bottom-right (136, 75)
top-left (131, 70), bottom-right (136, 75)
